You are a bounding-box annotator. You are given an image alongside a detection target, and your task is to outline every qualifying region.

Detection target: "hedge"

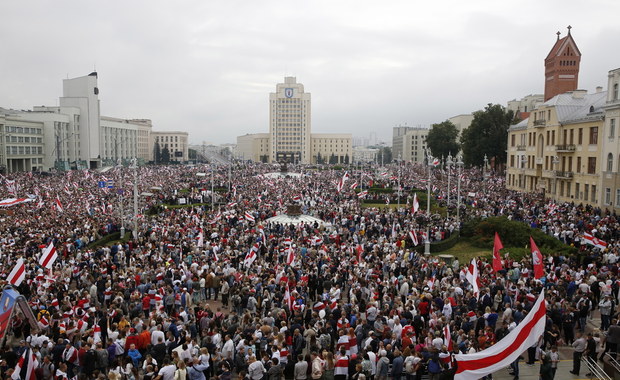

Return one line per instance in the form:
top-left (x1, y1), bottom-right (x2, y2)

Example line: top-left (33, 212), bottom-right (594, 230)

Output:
top-left (460, 216), bottom-right (577, 256)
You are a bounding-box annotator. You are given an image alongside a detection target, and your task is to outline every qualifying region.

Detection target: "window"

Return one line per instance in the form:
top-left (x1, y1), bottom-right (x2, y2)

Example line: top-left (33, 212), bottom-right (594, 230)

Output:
top-left (590, 127), bottom-right (598, 144)
top-left (585, 184), bottom-right (589, 201)
top-left (616, 189), bottom-right (620, 206)
top-left (611, 119), bottom-right (617, 138)
top-left (576, 183), bottom-right (580, 199)
top-left (567, 183), bottom-right (571, 197)
top-left (592, 185), bottom-right (597, 202)
top-left (560, 181), bottom-right (564, 196)
top-left (608, 153), bottom-right (614, 172)
top-left (605, 188), bottom-right (612, 205)
top-left (551, 131), bottom-right (555, 145)
top-left (588, 157), bottom-right (596, 174)
top-left (511, 135), bottom-right (515, 147)
top-left (577, 157), bottom-right (581, 173)
top-left (570, 129), bottom-right (574, 144)
top-left (614, 83), bottom-right (619, 101)
top-left (578, 128), bottom-right (583, 144)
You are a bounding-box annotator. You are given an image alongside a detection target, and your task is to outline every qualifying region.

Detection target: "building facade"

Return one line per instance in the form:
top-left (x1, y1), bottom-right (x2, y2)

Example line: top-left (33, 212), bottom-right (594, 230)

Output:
top-left (237, 77), bottom-right (352, 164)
top-left (392, 126), bottom-right (429, 164)
top-left (544, 28), bottom-right (581, 101)
top-left (0, 72), bottom-right (189, 172)
top-left (269, 77), bottom-right (312, 163)
top-left (506, 95), bottom-right (544, 119)
top-left (601, 68), bottom-right (620, 209)
top-left (150, 131), bottom-right (189, 163)
top-left (506, 89), bottom-right (607, 206)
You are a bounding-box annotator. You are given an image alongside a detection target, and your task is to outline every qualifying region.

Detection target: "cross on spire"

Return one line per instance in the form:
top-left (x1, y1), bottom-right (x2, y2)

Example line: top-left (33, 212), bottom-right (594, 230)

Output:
top-left (556, 31), bottom-right (561, 40)
top-left (567, 25), bottom-right (572, 34)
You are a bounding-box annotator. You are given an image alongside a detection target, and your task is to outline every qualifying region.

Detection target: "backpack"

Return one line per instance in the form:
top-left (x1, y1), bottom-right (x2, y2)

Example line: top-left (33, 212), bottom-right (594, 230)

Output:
top-left (115, 341), bottom-right (125, 355)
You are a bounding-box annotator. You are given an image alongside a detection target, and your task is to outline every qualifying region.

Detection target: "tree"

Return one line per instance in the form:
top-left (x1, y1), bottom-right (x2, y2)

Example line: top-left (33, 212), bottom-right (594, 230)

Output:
top-left (460, 104), bottom-right (515, 169)
top-left (161, 146), bottom-right (171, 164)
top-left (426, 120), bottom-right (460, 159)
top-left (188, 148), bottom-right (197, 160)
top-left (316, 152), bottom-right (323, 165)
top-left (329, 153), bottom-right (337, 164)
top-left (376, 147), bottom-right (392, 165)
top-left (344, 154), bottom-right (350, 164)
top-left (153, 140), bottom-right (161, 164)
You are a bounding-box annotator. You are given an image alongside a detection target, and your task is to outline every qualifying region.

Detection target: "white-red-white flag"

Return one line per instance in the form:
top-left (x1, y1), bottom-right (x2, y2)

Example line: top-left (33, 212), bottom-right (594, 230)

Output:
top-left (350, 182), bottom-right (358, 190)
top-left (583, 232), bottom-right (608, 250)
top-left (336, 172), bottom-right (350, 193)
top-left (444, 324), bottom-right (453, 351)
top-left (245, 211), bottom-right (255, 223)
top-left (409, 230), bottom-right (419, 246)
top-left (196, 229), bottom-right (204, 248)
top-left (54, 196), bottom-right (63, 212)
top-left (492, 232), bottom-right (504, 273)
top-left (7, 258), bottom-right (26, 286)
top-left (465, 259), bottom-right (480, 297)
top-left (412, 193), bottom-right (420, 213)
top-left (454, 291), bottom-right (546, 380)
top-left (38, 241), bottom-right (58, 269)
top-left (12, 347), bottom-right (38, 380)
top-left (357, 190), bottom-right (368, 198)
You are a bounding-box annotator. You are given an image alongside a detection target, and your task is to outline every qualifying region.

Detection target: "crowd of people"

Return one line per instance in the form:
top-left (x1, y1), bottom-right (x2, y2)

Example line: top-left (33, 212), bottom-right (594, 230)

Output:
top-left (0, 161), bottom-right (618, 380)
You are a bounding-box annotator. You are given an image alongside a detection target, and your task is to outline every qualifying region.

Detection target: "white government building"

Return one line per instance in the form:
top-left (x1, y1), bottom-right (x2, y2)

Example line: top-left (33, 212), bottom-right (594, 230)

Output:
top-left (237, 77), bottom-right (352, 164)
top-left (0, 72), bottom-right (188, 172)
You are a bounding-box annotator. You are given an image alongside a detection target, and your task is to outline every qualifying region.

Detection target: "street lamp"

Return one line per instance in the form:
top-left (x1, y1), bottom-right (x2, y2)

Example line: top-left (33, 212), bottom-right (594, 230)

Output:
top-left (456, 154), bottom-right (464, 227)
top-left (397, 153), bottom-right (402, 208)
top-left (424, 149), bottom-right (433, 256)
top-left (131, 158), bottom-right (139, 239)
top-left (552, 155), bottom-right (560, 200)
top-left (446, 153), bottom-right (453, 219)
top-left (483, 154), bottom-right (489, 178)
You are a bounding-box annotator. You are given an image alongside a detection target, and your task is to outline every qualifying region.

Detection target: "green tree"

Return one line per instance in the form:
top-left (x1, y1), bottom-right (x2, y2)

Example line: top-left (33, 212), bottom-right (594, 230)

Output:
top-left (460, 104), bottom-right (515, 169)
top-left (344, 154), bottom-right (350, 164)
top-left (153, 140), bottom-right (161, 164)
top-left (329, 153), bottom-right (337, 164)
top-left (316, 152), bottom-right (322, 164)
top-left (188, 148), bottom-right (197, 160)
top-left (377, 147), bottom-right (393, 164)
top-left (161, 146), bottom-right (171, 164)
top-left (427, 120), bottom-right (460, 159)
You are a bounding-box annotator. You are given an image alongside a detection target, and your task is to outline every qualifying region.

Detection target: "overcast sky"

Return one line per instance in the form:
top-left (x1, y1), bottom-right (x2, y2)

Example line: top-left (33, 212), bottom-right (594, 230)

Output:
top-left (1, 1), bottom-right (619, 145)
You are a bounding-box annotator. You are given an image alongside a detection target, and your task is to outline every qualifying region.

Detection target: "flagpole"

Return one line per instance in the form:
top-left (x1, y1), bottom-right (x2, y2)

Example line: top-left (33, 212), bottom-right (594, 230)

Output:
top-left (456, 154), bottom-right (463, 228)
top-left (425, 149), bottom-right (431, 256)
top-left (132, 158), bottom-right (138, 240)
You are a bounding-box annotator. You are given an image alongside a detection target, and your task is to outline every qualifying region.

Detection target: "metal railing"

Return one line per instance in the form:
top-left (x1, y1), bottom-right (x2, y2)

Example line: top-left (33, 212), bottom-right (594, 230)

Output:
top-left (555, 170), bottom-right (574, 178)
top-left (605, 353), bottom-right (620, 373)
top-left (516, 145), bottom-right (527, 151)
top-left (584, 356), bottom-right (611, 380)
top-left (534, 119), bottom-right (546, 126)
top-left (556, 144), bottom-right (577, 152)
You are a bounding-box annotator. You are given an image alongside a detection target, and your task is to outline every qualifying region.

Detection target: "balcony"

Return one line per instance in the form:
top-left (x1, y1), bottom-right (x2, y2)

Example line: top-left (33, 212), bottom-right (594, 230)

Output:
top-left (555, 170), bottom-right (574, 179)
top-left (533, 119), bottom-right (546, 127)
top-left (555, 144), bottom-right (576, 152)
top-left (516, 145), bottom-right (526, 151)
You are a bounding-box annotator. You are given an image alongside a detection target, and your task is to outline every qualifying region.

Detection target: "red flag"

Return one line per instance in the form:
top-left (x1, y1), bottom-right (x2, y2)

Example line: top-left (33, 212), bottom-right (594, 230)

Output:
top-left (444, 324), bottom-right (453, 352)
top-left (492, 232), bottom-right (504, 273)
top-left (530, 237), bottom-right (544, 279)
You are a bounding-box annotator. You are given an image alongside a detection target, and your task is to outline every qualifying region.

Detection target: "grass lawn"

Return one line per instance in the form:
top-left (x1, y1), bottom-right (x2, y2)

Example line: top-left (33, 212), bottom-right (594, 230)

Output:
top-left (439, 240), bottom-right (490, 262)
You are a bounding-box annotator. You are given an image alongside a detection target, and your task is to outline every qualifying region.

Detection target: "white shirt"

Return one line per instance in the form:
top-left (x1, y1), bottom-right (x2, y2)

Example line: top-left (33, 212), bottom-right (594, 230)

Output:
top-left (157, 364), bottom-right (177, 380)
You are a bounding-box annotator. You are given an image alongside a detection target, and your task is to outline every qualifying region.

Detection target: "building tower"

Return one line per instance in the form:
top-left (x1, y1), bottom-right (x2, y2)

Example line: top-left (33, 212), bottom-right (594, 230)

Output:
top-left (269, 77), bottom-right (311, 164)
top-left (544, 26), bottom-right (581, 102)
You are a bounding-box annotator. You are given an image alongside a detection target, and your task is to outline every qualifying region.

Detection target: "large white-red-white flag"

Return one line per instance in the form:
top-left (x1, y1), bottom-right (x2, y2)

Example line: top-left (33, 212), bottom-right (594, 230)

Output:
top-left (444, 324), bottom-right (453, 351)
top-left (492, 232), bottom-right (504, 273)
top-left (12, 347), bottom-right (38, 380)
top-left (409, 230), bottom-right (419, 246)
top-left (412, 193), bottom-right (419, 213)
top-left (454, 291), bottom-right (546, 380)
top-left (0, 197), bottom-right (35, 207)
top-left (465, 259), bottom-right (480, 297)
top-left (39, 241), bottom-right (58, 269)
top-left (7, 258), bottom-right (26, 286)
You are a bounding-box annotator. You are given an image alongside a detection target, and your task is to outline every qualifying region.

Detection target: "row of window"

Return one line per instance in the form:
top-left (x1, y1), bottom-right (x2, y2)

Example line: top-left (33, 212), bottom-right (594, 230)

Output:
top-left (511, 126), bottom-right (599, 147)
top-left (6, 136), bottom-right (43, 144)
top-left (4, 126), bottom-right (43, 134)
top-left (508, 174), bottom-right (598, 203)
top-left (6, 146), bottom-right (43, 155)
top-left (510, 154), bottom-right (597, 174)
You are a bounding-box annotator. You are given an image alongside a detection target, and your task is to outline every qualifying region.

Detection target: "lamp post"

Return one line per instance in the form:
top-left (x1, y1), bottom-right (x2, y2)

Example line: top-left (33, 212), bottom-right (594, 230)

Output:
top-left (211, 163), bottom-right (215, 211)
top-left (483, 154), bottom-right (488, 178)
top-left (397, 153), bottom-right (402, 208)
top-left (425, 149), bottom-right (433, 256)
top-left (552, 155), bottom-right (560, 200)
top-left (456, 154), bottom-right (464, 227)
top-left (446, 154), bottom-right (453, 219)
top-left (131, 158), bottom-right (139, 239)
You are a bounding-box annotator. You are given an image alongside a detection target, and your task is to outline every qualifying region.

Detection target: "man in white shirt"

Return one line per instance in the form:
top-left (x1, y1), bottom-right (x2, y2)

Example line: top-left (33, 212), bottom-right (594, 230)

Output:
top-left (222, 335), bottom-right (235, 361)
top-left (248, 355), bottom-right (266, 380)
top-left (154, 358), bottom-right (177, 380)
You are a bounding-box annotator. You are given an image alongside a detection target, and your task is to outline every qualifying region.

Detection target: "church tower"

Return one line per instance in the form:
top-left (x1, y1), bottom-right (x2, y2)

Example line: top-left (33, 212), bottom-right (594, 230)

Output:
top-left (544, 26), bottom-right (581, 101)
